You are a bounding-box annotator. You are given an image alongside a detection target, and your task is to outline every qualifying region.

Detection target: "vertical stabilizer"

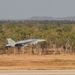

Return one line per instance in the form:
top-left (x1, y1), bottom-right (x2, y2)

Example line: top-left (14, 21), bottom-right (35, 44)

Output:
top-left (7, 38), bottom-right (15, 44)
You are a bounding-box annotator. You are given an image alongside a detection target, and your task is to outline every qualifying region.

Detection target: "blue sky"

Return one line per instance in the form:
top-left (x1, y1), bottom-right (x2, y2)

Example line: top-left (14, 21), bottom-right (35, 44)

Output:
top-left (0, 0), bottom-right (75, 20)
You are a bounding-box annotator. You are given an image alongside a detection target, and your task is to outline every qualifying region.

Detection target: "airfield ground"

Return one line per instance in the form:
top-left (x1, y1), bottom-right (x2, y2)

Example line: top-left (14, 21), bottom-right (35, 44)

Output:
top-left (0, 54), bottom-right (75, 70)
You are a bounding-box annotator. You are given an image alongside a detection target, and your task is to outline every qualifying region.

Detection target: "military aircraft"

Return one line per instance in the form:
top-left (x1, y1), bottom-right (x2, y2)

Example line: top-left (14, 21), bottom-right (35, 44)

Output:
top-left (6, 38), bottom-right (46, 47)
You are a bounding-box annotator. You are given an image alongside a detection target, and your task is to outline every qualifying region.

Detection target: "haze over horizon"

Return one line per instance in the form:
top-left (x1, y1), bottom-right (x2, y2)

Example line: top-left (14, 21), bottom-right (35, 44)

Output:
top-left (0, 0), bottom-right (75, 20)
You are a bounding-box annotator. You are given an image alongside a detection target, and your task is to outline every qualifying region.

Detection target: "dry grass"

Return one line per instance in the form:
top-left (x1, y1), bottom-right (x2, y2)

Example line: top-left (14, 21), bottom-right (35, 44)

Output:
top-left (0, 54), bottom-right (75, 70)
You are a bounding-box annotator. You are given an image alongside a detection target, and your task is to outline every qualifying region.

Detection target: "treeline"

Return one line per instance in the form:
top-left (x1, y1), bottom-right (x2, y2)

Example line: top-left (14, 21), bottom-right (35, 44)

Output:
top-left (1, 20), bottom-right (75, 24)
top-left (0, 21), bottom-right (75, 54)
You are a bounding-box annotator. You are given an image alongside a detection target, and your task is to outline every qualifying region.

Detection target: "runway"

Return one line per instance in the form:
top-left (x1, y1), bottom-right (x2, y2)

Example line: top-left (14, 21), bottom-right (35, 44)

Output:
top-left (0, 70), bottom-right (75, 75)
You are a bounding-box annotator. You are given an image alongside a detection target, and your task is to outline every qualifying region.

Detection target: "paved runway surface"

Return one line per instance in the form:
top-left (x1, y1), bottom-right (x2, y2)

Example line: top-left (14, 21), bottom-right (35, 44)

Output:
top-left (0, 70), bottom-right (75, 75)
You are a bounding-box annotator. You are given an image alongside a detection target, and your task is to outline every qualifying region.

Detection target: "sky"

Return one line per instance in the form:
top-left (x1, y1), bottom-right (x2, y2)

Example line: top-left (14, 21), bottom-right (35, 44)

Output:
top-left (0, 0), bottom-right (75, 20)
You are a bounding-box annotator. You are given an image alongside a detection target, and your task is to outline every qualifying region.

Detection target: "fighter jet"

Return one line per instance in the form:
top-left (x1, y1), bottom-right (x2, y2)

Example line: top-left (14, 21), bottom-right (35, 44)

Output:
top-left (6, 38), bottom-right (46, 47)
